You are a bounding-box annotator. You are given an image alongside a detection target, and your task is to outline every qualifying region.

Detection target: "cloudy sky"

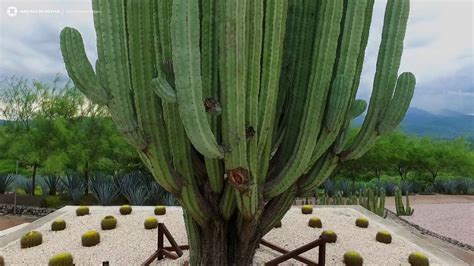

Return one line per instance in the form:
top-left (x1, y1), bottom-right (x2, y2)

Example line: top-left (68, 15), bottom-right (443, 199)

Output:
top-left (0, 0), bottom-right (473, 115)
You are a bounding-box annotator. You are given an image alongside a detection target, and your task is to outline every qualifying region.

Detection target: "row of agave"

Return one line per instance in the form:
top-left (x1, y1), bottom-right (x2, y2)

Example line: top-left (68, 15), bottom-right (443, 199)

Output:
top-left (0, 172), bottom-right (179, 206)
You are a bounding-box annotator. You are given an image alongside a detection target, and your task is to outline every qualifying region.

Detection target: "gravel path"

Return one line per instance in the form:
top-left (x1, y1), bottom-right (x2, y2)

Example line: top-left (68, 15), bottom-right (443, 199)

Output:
top-left (0, 207), bottom-right (443, 265)
top-left (386, 195), bottom-right (474, 246)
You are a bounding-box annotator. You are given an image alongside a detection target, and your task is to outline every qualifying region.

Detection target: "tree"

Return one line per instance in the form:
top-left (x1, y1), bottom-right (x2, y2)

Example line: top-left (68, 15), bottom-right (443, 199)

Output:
top-left (60, 0), bottom-right (415, 264)
top-left (411, 138), bottom-right (474, 184)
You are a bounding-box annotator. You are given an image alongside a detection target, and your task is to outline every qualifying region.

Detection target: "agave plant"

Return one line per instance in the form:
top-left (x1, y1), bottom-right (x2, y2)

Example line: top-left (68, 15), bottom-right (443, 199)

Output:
top-left (383, 181), bottom-right (398, 196)
top-left (89, 173), bottom-right (119, 205)
top-left (0, 174), bottom-right (15, 194)
top-left (323, 179), bottom-right (337, 197)
top-left (40, 175), bottom-right (61, 195)
top-left (114, 171), bottom-right (151, 205)
top-left (61, 173), bottom-right (85, 204)
top-left (14, 175), bottom-right (34, 195)
top-left (338, 180), bottom-right (352, 197)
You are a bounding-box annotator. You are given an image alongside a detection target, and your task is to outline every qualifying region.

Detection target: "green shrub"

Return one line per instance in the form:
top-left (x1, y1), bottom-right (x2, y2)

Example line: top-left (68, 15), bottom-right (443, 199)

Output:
top-left (321, 230), bottom-right (337, 243)
top-left (376, 230), bottom-right (392, 244)
top-left (51, 219), bottom-right (66, 231)
top-left (119, 205), bottom-right (132, 215)
top-left (301, 205), bottom-right (313, 214)
top-left (144, 217), bottom-right (158, 230)
top-left (408, 252), bottom-right (429, 266)
top-left (343, 251), bottom-right (363, 266)
top-left (48, 252), bottom-right (73, 266)
top-left (355, 217), bottom-right (369, 228)
top-left (274, 220), bottom-right (282, 228)
top-left (20, 231), bottom-right (43, 248)
top-left (76, 206), bottom-right (89, 216)
top-left (101, 216), bottom-right (117, 230)
top-left (154, 206), bottom-right (166, 215)
top-left (308, 217), bottom-right (322, 228)
top-left (81, 230), bottom-right (100, 247)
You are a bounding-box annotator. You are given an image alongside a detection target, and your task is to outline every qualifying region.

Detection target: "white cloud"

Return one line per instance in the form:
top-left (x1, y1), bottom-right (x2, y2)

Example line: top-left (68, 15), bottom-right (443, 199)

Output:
top-left (358, 0), bottom-right (473, 114)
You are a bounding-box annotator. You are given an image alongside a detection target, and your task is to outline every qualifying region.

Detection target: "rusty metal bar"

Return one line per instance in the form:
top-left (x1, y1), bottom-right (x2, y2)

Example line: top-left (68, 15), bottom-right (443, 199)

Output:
top-left (159, 223), bottom-right (184, 256)
top-left (141, 250), bottom-right (160, 266)
top-left (161, 248), bottom-right (179, 260)
top-left (164, 244), bottom-right (190, 251)
top-left (264, 238), bottom-right (325, 266)
top-left (318, 240), bottom-right (326, 266)
top-left (158, 223), bottom-right (164, 260)
top-left (260, 239), bottom-right (317, 265)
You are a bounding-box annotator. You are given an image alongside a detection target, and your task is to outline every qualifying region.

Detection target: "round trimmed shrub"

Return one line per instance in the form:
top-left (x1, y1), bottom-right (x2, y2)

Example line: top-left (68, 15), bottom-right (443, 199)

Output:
top-left (274, 220), bottom-right (282, 228)
top-left (301, 205), bottom-right (313, 214)
top-left (48, 252), bottom-right (73, 266)
top-left (321, 230), bottom-right (337, 243)
top-left (376, 230), bottom-right (392, 244)
top-left (308, 217), bottom-right (322, 228)
top-left (355, 217), bottom-right (369, 228)
top-left (144, 217), bottom-right (159, 230)
top-left (76, 206), bottom-right (89, 216)
top-left (20, 231), bottom-right (43, 248)
top-left (101, 216), bottom-right (117, 230)
top-left (343, 251), bottom-right (363, 266)
top-left (154, 206), bottom-right (166, 216)
top-left (408, 252), bottom-right (429, 266)
top-left (81, 230), bottom-right (100, 247)
top-left (51, 219), bottom-right (66, 231)
top-left (119, 205), bottom-right (132, 215)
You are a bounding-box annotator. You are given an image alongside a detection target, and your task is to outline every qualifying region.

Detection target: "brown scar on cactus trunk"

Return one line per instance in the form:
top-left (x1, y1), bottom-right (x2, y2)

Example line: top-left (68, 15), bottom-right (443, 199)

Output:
top-left (227, 167), bottom-right (250, 192)
top-left (204, 97), bottom-right (222, 114)
top-left (246, 126), bottom-right (255, 139)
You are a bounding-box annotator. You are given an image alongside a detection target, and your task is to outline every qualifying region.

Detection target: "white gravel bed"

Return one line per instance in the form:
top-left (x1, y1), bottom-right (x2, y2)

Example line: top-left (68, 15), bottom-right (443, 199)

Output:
top-left (1, 207), bottom-right (442, 265)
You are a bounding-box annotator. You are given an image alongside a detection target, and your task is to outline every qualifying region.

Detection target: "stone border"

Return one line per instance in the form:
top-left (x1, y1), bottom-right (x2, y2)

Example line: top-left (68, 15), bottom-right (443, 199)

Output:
top-left (385, 209), bottom-right (474, 251)
top-left (0, 204), bottom-right (55, 217)
top-left (0, 205), bottom-right (467, 265)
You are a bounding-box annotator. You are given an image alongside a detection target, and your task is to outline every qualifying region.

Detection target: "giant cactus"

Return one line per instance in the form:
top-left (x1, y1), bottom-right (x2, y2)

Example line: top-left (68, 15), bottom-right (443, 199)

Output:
top-left (60, 0), bottom-right (415, 264)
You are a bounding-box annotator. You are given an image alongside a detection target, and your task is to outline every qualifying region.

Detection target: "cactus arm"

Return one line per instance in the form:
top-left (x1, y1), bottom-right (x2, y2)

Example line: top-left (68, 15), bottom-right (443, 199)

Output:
top-left (343, 0), bottom-right (410, 161)
top-left (151, 77), bottom-right (177, 102)
top-left (265, 0), bottom-right (343, 198)
top-left (377, 72), bottom-right (416, 134)
top-left (271, 0), bottom-right (318, 174)
top-left (218, 0), bottom-right (256, 219)
top-left (60, 28), bottom-right (109, 106)
top-left (170, 0), bottom-right (223, 159)
top-left (246, 0), bottom-right (264, 181)
top-left (128, 0), bottom-right (189, 193)
top-left (299, 154), bottom-right (339, 195)
top-left (219, 184), bottom-right (237, 220)
top-left (200, 0), bottom-right (224, 193)
top-left (257, 0), bottom-right (288, 157)
top-left (91, 0), bottom-right (153, 153)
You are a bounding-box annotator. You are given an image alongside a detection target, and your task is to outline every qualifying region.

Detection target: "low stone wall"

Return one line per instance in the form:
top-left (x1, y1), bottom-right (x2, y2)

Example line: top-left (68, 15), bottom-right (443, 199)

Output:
top-left (0, 204), bottom-right (55, 217)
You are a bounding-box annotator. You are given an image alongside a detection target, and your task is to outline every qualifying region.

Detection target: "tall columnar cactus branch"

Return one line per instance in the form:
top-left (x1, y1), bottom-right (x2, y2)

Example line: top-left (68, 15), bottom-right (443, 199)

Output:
top-left (60, 0), bottom-right (415, 263)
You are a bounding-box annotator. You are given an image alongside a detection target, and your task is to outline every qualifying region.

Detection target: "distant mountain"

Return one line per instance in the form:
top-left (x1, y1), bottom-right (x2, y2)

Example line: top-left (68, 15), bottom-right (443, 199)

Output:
top-left (354, 107), bottom-right (474, 139)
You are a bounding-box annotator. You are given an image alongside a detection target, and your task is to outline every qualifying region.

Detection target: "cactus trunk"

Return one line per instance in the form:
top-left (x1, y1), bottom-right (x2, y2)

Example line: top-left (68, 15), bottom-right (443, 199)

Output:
top-left (60, 0), bottom-right (414, 264)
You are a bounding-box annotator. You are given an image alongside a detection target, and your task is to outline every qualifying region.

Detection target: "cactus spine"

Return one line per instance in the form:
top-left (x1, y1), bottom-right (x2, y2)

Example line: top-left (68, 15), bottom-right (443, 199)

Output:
top-left (60, 0), bottom-right (414, 264)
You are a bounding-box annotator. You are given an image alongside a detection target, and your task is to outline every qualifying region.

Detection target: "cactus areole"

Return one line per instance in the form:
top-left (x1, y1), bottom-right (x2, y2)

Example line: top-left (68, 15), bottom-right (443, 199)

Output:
top-left (60, 0), bottom-right (415, 264)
